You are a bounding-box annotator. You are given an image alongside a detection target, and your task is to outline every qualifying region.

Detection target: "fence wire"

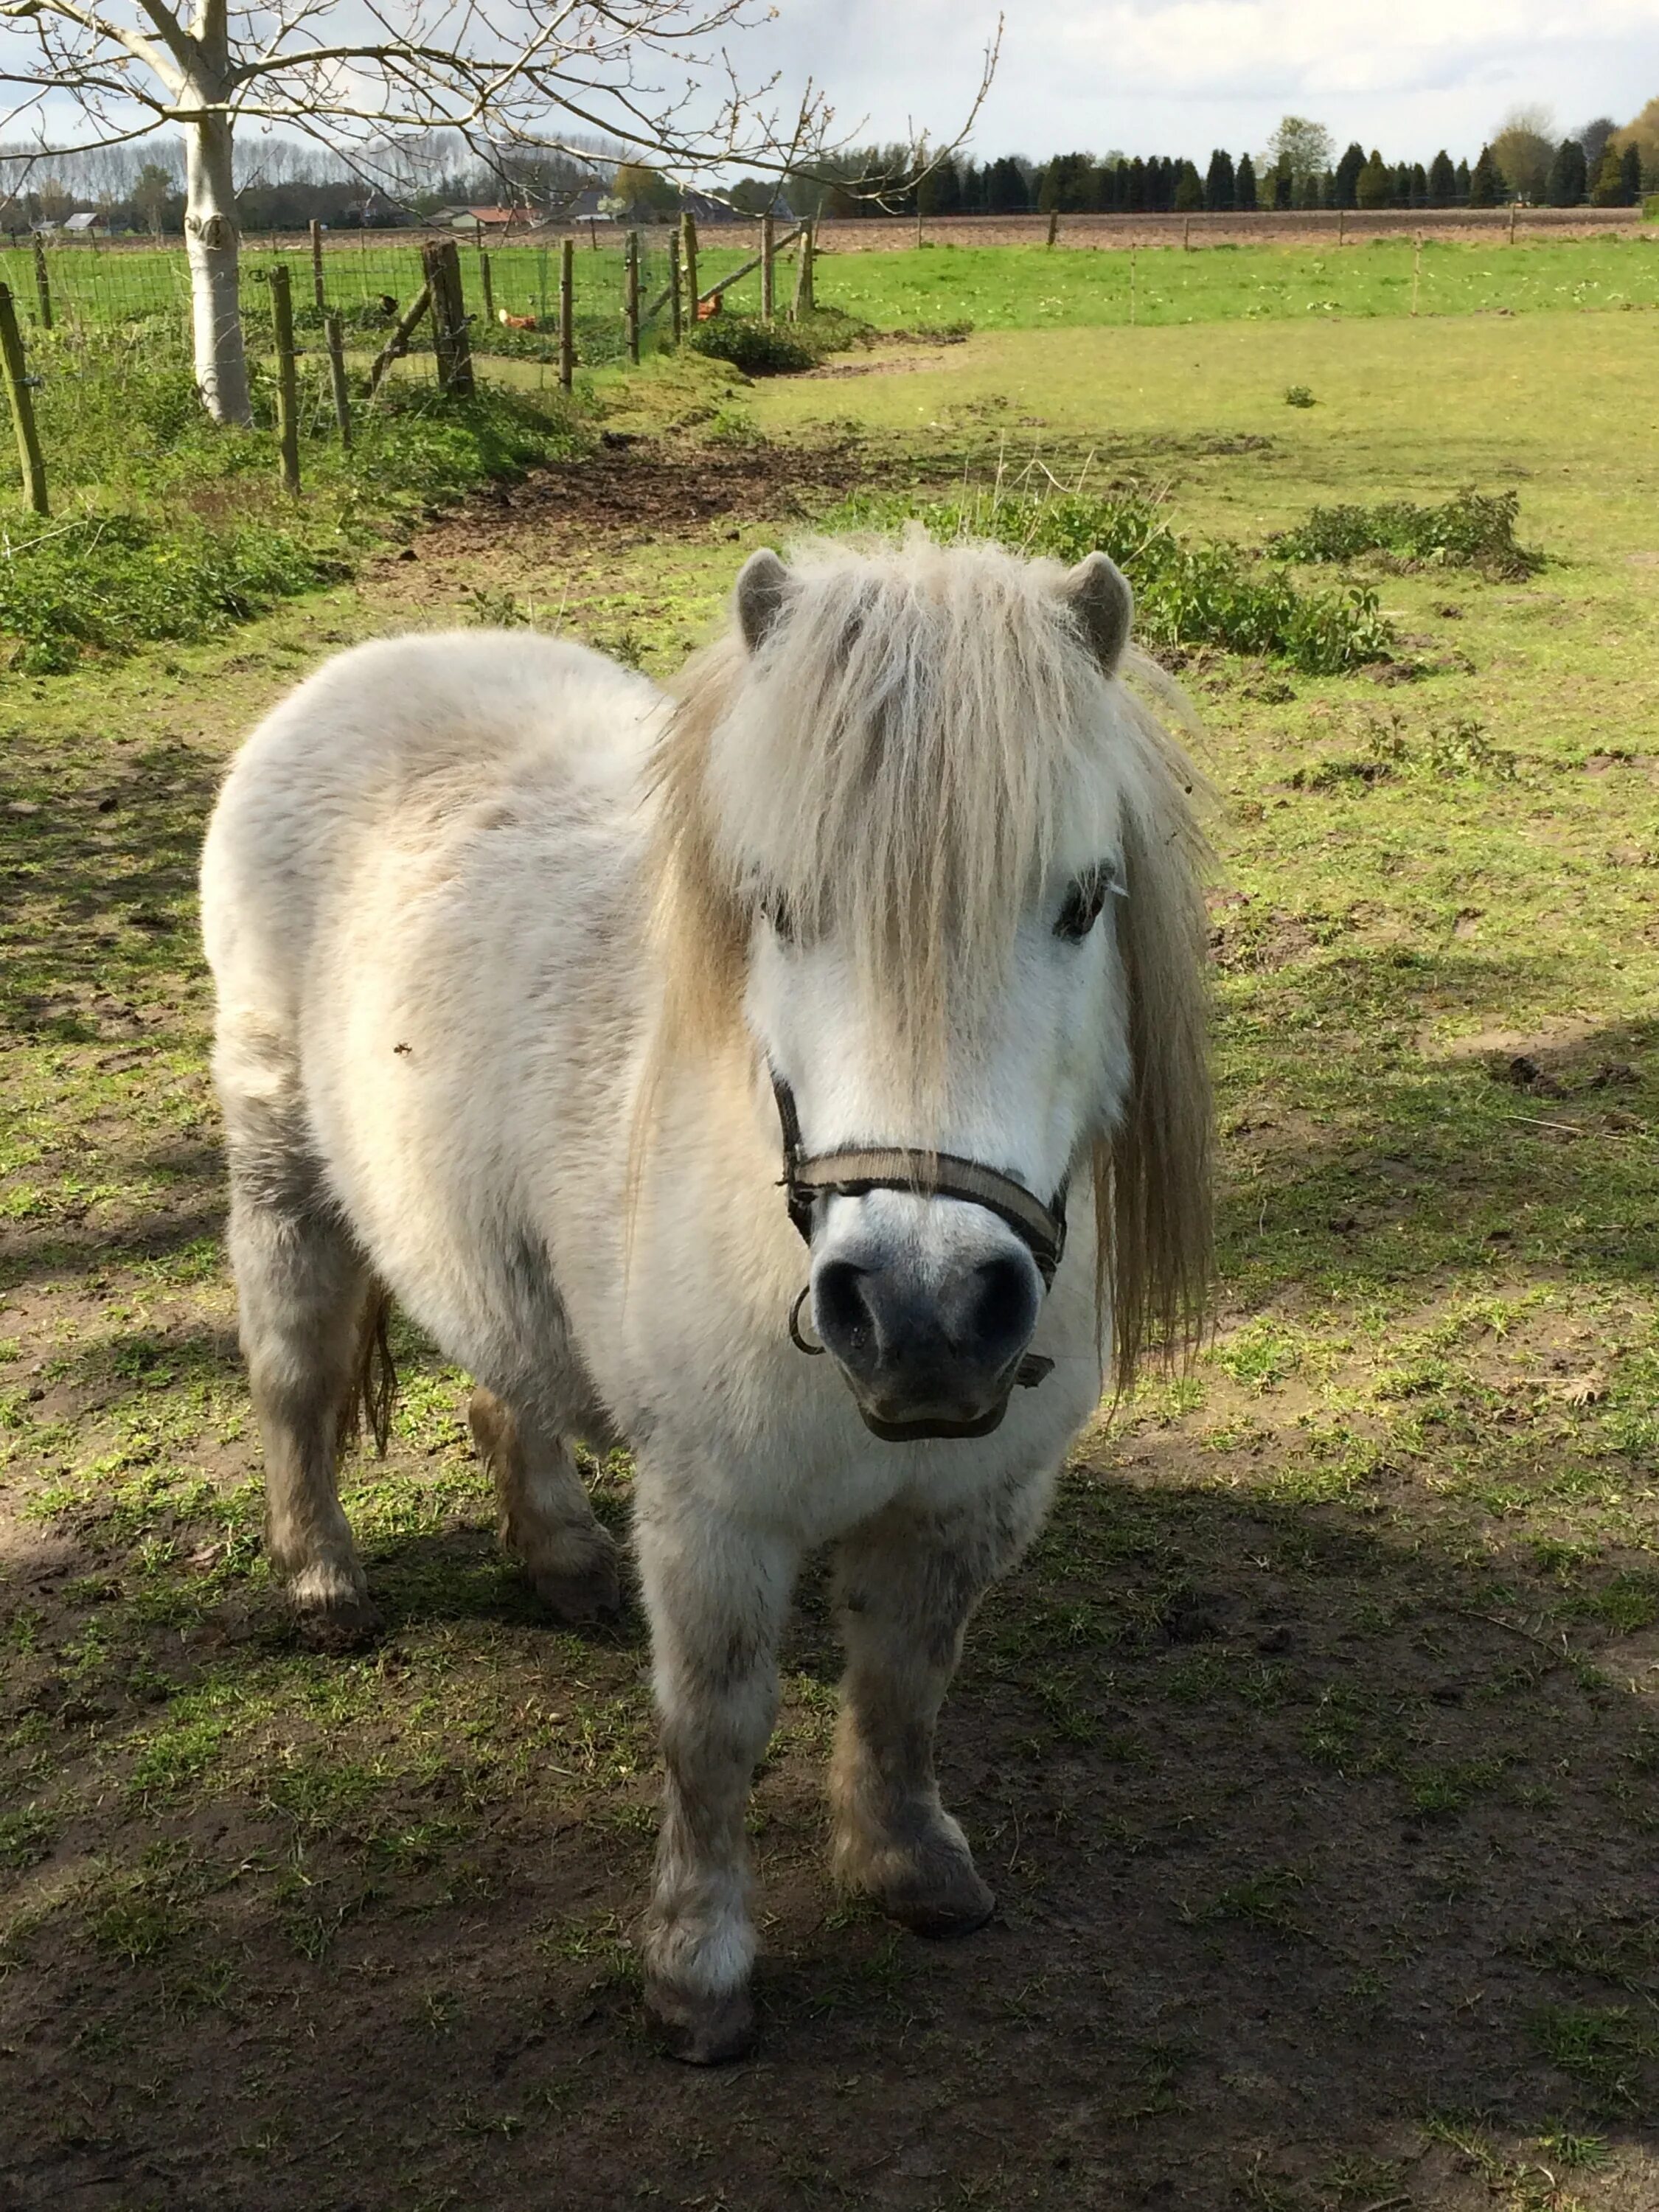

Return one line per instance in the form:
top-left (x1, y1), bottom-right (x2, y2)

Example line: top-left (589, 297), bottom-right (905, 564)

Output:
top-left (0, 227), bottom-right (771, 380)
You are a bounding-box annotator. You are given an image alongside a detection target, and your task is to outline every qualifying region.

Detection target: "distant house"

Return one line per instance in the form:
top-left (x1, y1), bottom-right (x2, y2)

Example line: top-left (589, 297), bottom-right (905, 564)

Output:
top-left (63, 210), bottom-right (108, 237)
top-left (560, 187), bottom-right (615, 226)
top-left (681, 189), bottom-right (746, 223)
top-left (440, 205), bottom-right (529, 234)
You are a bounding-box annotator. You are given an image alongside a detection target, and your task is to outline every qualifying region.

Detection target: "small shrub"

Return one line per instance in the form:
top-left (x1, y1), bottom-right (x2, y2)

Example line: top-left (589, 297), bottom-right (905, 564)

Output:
top-left (1284, 384), bottom-right (1316, 408)
top-left (1270, 487), bottom-right (1542, 579)
top-left (689, 316), bottom-right (817, 376)
top-left (826, 485), bottom-right (1395, 676)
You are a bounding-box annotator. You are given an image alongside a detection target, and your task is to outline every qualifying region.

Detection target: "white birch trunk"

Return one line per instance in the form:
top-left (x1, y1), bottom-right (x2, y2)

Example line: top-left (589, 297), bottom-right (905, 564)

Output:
top-left (184, 100), bottom-right (251, 428)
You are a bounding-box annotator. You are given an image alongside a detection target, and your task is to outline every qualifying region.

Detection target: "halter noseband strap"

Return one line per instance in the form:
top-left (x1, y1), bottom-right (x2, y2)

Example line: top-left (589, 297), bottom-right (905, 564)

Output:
top-left (771, 1071), bottom-right (1068, 1289)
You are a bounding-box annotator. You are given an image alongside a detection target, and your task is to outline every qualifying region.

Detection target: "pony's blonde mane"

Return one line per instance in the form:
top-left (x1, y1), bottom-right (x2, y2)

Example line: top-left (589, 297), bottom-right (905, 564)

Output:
top-left (644, 532), bottom-right (1213, 1391)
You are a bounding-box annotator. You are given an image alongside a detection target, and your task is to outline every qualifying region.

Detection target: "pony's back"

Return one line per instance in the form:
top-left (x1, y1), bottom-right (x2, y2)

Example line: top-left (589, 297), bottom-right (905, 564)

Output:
top-left (201, 630), bottom-right (662, 1021)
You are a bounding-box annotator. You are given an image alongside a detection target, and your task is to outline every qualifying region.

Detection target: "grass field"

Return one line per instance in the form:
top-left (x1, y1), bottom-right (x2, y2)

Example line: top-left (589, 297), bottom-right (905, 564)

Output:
top-left (1, 278), bottom-right (1658, 2208)
top-left (5, 231), bottom-right (1658, 355)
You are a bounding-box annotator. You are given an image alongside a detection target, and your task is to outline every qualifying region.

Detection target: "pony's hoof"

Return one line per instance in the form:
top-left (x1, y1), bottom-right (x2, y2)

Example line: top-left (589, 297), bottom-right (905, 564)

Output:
top-left (528, 1544), bottom-right (622, 1624)
top-left (876, 1863), bottom-right (995, 1938)
top-left (293, 1592), bottom-right (383, 1652)
top-left (644, 1980), bottom-right (756, 2066)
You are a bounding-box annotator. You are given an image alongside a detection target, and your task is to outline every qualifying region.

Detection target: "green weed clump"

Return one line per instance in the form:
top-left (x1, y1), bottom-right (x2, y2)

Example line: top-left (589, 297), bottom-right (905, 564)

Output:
top-left (827, 487), bottom-right (1395, 675)
top-left (0, 327), bottom-right (587, 671)
top-left (1270, 487), bottom-right (1542, 578)
top-left (688, 315), bottom-right (819, 376)
top-left (0, 516), bottom-right (336, 675)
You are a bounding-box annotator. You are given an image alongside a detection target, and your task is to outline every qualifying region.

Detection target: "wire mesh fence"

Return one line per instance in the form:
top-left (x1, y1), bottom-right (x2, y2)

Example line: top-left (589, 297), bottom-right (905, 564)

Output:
top-left (0, 226), bottom-right (779, 379)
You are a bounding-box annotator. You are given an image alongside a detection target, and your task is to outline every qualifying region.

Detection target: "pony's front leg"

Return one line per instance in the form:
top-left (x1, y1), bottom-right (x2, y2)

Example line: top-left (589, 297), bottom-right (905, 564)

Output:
top-left (636, 1494), bottom-right (795, 2064)
top-left (830, 1475), bottom-right (1053, 1935)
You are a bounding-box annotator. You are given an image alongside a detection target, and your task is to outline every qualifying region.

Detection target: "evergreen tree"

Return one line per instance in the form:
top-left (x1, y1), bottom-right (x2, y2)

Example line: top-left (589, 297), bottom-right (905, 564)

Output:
top-left (1427, 150), bottom-right (1455, 206)
top-left (1409, 161), bottom-right (1428, 207)
top-left (1037, 153), bottom-right (1099, 215)
top-left (1235, 153), bottom-right (1258, 211)
top-left (1391, 161), bottom-right (1411, 205)
top-left (1621, 144), bottom-right (1643, 204)
top-left (1455, 158), bottom-right (1471, 200)
top-left (1204, 147), bottom-right (1235, 211)
top-left (918, 154), bottom-right (962, 216)
top-left (1590, 143), bottom-right (1624, 206)
top-left (1468, 146), bottom-right (1501, 206)
top-left (1127, 156), bottom-right (1147, 212)
top-left (1175, 160), bottom-right (1203, 212)
top-left (1355, 150), bottom-right (1391, 209)
top-left (1545, 139), bottom-right (1587, 206)
top-left (1335, 141), bottom-right (1366, 207)
top-left (984, 157), bottom-right (1029, 215)
top-left (1271, 156), bottom-right (1293, 209)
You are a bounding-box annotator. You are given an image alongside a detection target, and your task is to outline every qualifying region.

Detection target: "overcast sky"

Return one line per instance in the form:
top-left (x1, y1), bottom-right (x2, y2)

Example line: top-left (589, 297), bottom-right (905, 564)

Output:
top-left (760, 1), bottom-right (1658, 162)
top-left (1, 0), bottom-right (1652, 167)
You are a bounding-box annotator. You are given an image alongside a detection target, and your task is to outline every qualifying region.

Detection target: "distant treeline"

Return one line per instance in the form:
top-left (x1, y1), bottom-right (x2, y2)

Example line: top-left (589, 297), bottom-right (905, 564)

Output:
top-left (4, 111), bottom-right (1654, 238)
top-left (786, 109), bottom-right (1659, 220)
top-left (793, 134), bottom-right (1652, 221)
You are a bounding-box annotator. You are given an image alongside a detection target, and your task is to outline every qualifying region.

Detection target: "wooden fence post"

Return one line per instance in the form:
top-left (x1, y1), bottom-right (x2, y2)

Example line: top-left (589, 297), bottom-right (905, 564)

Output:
top-left (792, 220), bottom-right (815, 318)
top-left (367, 283), bottom-right (431, 397)
top-left (310, 219), bottom-right (325, 308)
top-left (559, 236), bottom-right (575, 392)
top-left (1411, 232), bottom-right (1422, 316)
top-left (268, 264), bottom-right (301, 495)
top-left (1509, 198), bottom-right (1518, 244)
top-left (479, 247), bottom-right (495, 327)
top-left (669, 228), bottom-right (683, 342)
top-left (0, 282), bottom-right (48, 515)
top-left (31, 237), bottom-right (51, 330)
top-left (760, 212), bottom-right (774, 321)
top-left (681, 212), bottom-right (699, 324)
top-left (421, 237), bottom-right (473, 396)
top-left (1046, 208), bottom-right (1059, 248)
top-left (323, 308), bottom-right (352, 448)
top-left (624, 229), bottom-right (640, 363)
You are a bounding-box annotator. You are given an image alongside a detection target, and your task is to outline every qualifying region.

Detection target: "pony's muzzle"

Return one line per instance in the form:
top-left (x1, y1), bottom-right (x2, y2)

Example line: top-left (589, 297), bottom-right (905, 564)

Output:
top-left (810, 1194), bottom-right (1043, 1441)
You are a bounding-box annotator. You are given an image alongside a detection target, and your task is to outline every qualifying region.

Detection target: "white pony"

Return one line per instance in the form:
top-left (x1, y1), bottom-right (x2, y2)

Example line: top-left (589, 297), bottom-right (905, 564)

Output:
top-left (200, 534), bottom-right (1211, 2062)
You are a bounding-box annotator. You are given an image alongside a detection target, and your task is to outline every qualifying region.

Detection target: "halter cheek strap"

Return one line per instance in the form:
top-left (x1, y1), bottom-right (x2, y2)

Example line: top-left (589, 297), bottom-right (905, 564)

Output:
top-left (771, 1070), bottom-right (1065, 1394)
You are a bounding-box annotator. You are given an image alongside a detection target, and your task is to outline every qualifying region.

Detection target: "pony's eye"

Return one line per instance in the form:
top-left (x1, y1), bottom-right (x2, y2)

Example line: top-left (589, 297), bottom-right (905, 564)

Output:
top-left (1055, 866), bottom-right (1112, 942)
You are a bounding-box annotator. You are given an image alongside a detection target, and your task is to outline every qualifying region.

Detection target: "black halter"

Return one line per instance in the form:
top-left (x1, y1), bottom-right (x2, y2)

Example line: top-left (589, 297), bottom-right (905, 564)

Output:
top-left (771, 1070), bottom-right (1065, 1392)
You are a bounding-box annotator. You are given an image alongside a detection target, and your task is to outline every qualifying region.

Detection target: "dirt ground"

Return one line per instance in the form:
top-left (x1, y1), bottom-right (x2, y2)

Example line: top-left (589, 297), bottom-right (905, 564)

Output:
top-left (3, 342), bottom-right (1658, 2212)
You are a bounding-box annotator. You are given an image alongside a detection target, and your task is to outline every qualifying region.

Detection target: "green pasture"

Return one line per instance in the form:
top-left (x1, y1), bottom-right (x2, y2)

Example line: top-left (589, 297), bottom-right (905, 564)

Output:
top-left (5, 232), bottom-right (1658, 363)
top-left (811, 230), bottom-right (1659, 330)
top-left (1, 289), bottom-right (1658, 2205)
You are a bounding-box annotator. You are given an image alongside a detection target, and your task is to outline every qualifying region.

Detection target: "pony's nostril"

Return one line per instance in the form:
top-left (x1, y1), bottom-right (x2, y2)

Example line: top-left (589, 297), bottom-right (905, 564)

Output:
top-left (815, 1259), bottom-right (877, 1368)
top-left (963, 1254), bottom-right (1041, 1370)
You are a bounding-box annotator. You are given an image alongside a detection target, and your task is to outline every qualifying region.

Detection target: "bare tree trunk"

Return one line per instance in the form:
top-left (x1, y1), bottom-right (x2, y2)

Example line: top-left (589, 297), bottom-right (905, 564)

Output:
top-left (184, 103), bottom-right (252, 428)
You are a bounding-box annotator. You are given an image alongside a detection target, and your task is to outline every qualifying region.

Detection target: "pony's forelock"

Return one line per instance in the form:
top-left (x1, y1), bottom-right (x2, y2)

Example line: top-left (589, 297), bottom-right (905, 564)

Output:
top-left (643, 533), bottom-right (1213, 1386)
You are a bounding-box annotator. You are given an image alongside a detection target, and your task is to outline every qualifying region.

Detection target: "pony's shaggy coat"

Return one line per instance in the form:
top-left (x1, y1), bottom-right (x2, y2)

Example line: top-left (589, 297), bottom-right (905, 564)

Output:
top-left (201, 533), bottom-right (1213, 2060)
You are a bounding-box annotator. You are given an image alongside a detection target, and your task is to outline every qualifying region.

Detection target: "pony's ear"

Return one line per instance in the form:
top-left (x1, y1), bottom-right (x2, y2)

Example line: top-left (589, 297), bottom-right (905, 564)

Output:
top-left (1060, 552), bottom-right (1133, 676)
top-left (735, 548), bottom-right (790, 654)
